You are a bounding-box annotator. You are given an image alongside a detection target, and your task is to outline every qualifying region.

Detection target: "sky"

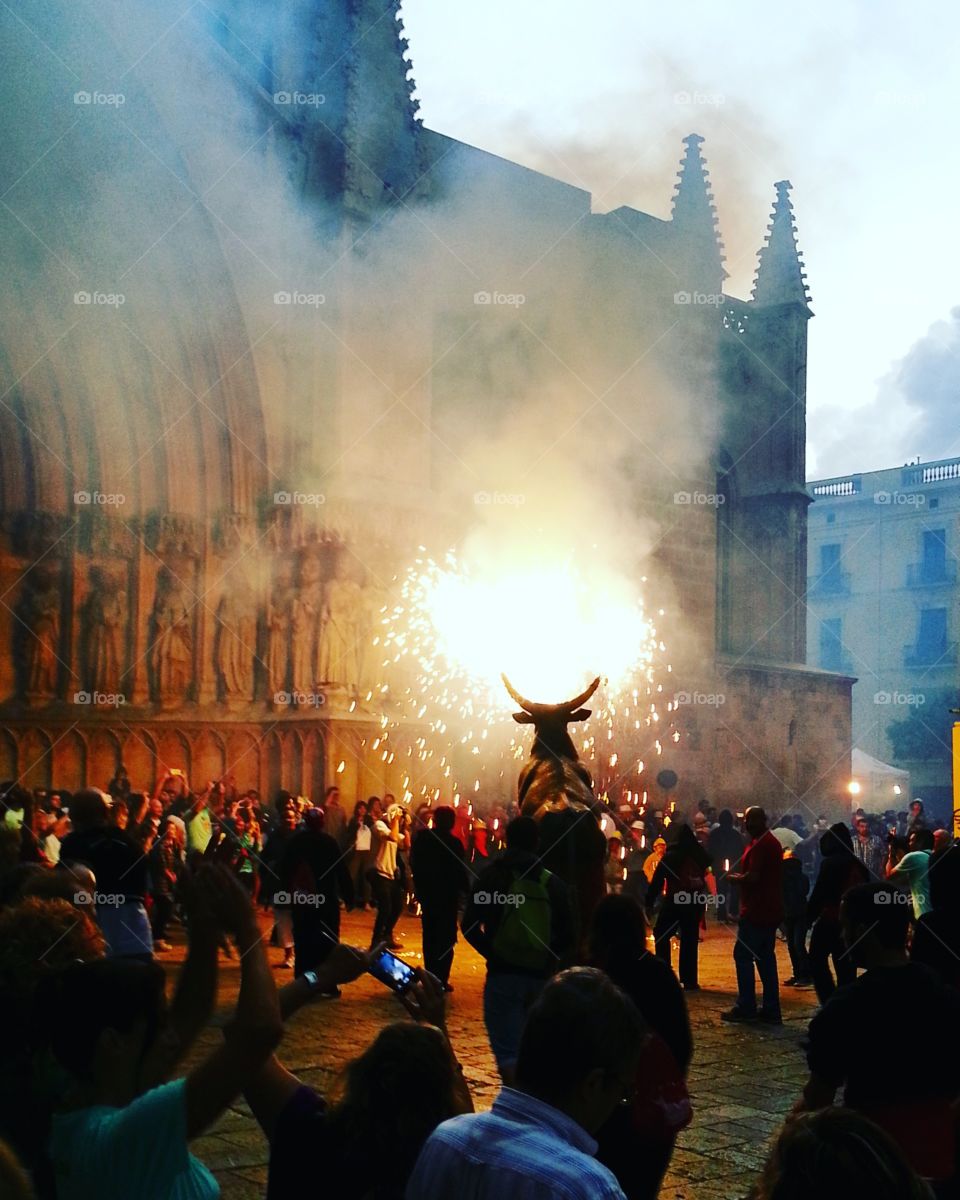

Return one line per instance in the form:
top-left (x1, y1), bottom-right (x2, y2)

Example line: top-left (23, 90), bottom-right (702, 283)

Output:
top-left (402, 0), bottom-right (960, 480)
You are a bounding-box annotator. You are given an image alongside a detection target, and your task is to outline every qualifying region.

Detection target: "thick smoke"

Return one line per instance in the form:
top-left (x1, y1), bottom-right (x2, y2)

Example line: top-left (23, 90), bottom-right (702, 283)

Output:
top-left (486, 88), bottom-right (782, 302)
top-left (1, 0), bottom-right (743, 699)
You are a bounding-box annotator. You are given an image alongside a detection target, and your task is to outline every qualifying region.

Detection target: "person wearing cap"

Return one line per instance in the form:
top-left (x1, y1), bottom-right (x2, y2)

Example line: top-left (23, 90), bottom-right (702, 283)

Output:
top-left (643, 838), bottom-right (667, 884)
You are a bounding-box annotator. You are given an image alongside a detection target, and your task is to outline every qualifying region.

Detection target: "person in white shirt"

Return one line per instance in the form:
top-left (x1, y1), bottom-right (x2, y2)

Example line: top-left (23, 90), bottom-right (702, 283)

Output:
top-left (370, 803), bottom-right (408, 950)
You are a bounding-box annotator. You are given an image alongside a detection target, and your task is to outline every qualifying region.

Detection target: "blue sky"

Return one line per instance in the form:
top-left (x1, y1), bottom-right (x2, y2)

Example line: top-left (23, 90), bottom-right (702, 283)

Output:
top-left (403, 0), bottom-right (960, 478)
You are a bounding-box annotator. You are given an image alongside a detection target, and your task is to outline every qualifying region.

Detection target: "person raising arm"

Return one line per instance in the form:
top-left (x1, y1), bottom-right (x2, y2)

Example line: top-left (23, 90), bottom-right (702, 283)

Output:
top-left (41, 864), bottom-right (283, 1200)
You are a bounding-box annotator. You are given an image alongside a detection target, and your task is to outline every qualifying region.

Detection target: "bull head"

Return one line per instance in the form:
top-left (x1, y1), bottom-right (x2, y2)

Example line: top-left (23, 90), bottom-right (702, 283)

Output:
top-left (502, 673), bottom-right (601, 763)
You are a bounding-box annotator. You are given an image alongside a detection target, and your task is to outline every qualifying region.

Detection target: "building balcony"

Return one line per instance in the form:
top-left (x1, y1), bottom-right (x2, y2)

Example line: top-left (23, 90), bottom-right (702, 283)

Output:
top-left (810, 569), bottom-right (851, 597)
top-left (903, 642), bottom-right (958, 668)
top-left (906, 560), bottom-right (957, 587)
top-left (810, 476), bottom-right (861, 498)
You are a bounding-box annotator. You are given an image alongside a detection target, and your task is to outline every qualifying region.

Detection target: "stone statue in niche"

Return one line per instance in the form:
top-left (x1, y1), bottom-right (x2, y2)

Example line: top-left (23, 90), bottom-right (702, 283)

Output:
top-left (215, 575), bottom-right (256, 707)
top-left (266, 558), bottom-right (294, 705)
top-left (317, 556), bottom-right (362, 691)
top-left (17, 563), bottom-right (62, 703)
top-left (356, 578), bottom-right (388, 701)
top-left (150, 567), bottom-right (193, 709)
top-left (83, 566), bottom-right (125, 697)
top-left (291, 552), bottom-right (323, 695)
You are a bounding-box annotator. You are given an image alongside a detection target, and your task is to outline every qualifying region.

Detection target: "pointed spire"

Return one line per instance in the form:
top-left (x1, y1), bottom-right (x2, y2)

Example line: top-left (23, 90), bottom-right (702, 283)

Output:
top-left (751, 181), bottom-right (811, 308)
top-left (671, 133), bottom-right (726, 281)
top-left (340, 0), bottom-right (426, 213)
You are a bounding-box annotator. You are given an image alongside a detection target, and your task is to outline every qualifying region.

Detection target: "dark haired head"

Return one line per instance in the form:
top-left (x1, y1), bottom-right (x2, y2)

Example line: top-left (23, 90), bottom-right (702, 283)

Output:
top-left (505, 816), bottom-right (539, 853)
top-left (303, 807), bottom-right (325, 833)
top-left (668, 823), bottom-right (699, 854)
top-left (433, 805), bottom-right (455, 833)
top-left (68, 789), bottom-right (110, 829)
top-left (841, 883), bottom-right (910, 954)
top-left (756, 1107), bottom-right (931, 1200)
top-left (327, 1022), bottom-right (464, 1191)
top-left (717, 808), bottom-right (734, 829)
top-left (515, 967), bottom-right (645, 1125)
top-left (821, 822), bottom-right (854, 856)
top-left (909, 828), bottom-right (934, 852)
top-left (35, 958), bottom-right (166, 1083)
top-left (588, 894), bottom-right (647, 969)
top-left (274, 789), bottom-right (295, 817)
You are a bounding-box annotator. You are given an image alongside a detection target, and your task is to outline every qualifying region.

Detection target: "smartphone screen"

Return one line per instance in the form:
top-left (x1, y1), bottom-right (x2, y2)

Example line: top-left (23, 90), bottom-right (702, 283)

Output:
top-left (367, 948), bottom-right (416, 995)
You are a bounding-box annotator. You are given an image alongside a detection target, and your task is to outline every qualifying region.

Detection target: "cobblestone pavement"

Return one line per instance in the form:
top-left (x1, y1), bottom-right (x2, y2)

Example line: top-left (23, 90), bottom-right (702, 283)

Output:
top-left (171, 909), bottom-right (818, 1200)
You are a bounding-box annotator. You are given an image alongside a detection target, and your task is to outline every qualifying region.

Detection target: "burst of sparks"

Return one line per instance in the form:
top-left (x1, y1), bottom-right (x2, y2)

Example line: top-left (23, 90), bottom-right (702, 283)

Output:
top-left (371, 550), bottom-right (678, 810)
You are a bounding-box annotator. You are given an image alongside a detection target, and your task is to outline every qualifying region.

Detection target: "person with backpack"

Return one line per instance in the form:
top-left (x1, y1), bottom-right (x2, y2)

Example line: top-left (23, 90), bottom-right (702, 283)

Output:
top-left (806, 822), bottom-right (868, 1004)
top-left (461, 816), bottom-right (574, 1083)
top-left (644, 824), bottom-right (712, 990)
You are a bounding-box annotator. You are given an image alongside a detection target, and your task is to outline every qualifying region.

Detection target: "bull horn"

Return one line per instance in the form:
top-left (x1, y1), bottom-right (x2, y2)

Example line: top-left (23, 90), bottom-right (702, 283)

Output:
top-left (563, 676), bottom-right (601, 712)
top-left (501, 673), bottom-right (601, 716)
top-left (501, 673), bottom-right (535, 713)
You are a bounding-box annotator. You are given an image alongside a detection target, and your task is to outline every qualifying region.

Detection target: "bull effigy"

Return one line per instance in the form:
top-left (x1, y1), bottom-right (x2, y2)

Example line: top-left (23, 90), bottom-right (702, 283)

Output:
top-left (502, 674), bottom-right (608, 951)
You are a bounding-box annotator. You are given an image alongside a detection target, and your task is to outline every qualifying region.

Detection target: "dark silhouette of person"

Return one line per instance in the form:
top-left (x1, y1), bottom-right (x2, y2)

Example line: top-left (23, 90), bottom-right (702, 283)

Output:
top-left (410, 806), bottom-right (470, 990)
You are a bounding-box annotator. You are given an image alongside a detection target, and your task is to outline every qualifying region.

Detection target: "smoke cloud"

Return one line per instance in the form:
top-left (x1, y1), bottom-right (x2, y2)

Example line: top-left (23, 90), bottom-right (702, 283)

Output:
top-left (0, 0), bottom-right (754, 702)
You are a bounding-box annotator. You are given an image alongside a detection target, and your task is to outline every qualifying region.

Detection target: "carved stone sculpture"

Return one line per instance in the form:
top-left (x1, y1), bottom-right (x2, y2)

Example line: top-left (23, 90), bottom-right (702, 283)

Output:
top-left (317, 557), bottom-right (362, 690)
top-left (150, 568), bottom-right (193, 708)
top-left (18, 564), bottom-right (61, 703)
top-left (291, 552), bottom-right (323, 695)
top-left (266, 558), bottom-right (294, 705)
top-left (84, 567), bottom-right (125, 697)
top-left (215, 578), bottom-right (256, 706)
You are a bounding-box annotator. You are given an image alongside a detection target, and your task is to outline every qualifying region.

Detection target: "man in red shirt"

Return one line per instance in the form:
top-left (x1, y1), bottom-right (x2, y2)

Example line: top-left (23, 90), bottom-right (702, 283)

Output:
top-left (722, 807), bottom-right (784, 1024)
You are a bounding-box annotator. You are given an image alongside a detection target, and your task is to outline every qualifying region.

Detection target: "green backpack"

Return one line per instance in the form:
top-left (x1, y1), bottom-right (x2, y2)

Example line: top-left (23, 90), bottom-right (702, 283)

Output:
top-left (491, 868), bottom-right (553, 970)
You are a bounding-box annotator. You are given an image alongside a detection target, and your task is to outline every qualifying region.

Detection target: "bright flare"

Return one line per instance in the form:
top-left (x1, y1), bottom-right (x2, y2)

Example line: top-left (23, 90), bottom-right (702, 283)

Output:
top-left (373, 548), bottom-right (677, 808)
top-left (420, 554), bottom-right (652, 702)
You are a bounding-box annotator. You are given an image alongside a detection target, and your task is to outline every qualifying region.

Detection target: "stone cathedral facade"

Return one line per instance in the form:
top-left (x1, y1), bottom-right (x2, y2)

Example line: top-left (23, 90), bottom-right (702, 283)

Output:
top-left (0, 0), bottom-right (851, 816)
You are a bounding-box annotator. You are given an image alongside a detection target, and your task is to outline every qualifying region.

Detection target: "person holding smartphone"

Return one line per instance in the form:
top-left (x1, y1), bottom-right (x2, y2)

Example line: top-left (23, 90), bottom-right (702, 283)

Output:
top-left (245, 948), bottom-right (473, 1200)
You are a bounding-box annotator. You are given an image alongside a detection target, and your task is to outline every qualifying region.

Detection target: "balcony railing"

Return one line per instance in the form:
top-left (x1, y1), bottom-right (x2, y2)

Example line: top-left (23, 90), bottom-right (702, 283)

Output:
top-left (810, 569), bottom-right (851, 596)
top-left (906, 560), bottom-right (957, 587)
top-left (901, 459), bottom-right (960, 487)
top-left (811, 476), bottom-right (861, 497)
top-left (903, 642), bottom-right (958, 668)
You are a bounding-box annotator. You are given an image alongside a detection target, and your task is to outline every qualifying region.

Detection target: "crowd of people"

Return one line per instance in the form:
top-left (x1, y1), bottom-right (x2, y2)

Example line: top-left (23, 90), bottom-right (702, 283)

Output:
top-left (1, 769), bottom-right (958, 1200)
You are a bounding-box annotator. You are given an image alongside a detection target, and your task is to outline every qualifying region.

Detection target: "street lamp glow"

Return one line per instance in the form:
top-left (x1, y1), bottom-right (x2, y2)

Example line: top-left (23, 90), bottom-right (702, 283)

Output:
top-left (893, 784), bottom-right (902, 796)
top-left (848, 780), bottom-right (861, 796)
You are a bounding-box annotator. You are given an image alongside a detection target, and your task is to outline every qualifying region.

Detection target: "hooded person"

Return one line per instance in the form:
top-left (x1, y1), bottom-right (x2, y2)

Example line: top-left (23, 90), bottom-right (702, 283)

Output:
top-left (806, 823), bottom-right (869, 1004)
top-left (644, 824), bottom-right (712, 990)
top-left (707, 810), bottom-right (745, 922)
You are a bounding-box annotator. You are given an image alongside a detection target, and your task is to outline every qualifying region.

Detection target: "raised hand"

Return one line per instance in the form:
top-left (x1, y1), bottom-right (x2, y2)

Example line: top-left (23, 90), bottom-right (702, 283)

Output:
top-left (189, 863), bottom-right (257, 940)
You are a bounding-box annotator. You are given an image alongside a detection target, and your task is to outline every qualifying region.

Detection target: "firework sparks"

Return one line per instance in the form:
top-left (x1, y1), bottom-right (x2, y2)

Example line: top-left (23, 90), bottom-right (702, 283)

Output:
top-left (373, 549), bottom-right (677, 808)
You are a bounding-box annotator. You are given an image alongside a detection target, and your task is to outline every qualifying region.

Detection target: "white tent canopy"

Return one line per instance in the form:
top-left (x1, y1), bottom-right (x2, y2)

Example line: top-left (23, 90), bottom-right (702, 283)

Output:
top-left (850, 748), bottom-right (911, 814)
